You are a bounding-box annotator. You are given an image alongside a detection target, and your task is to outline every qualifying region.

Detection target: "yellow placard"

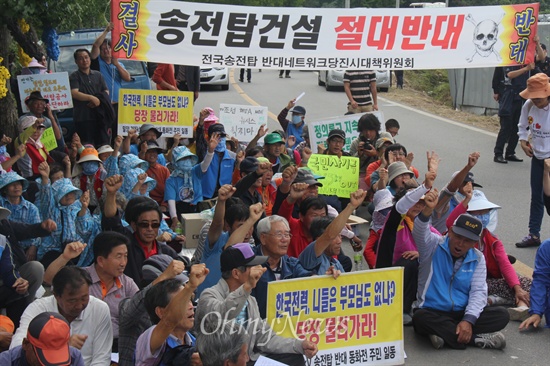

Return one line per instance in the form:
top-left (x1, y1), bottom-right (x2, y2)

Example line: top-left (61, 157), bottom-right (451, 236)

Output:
top-left (308, 154), bottom-right (359, 198)
top-left (40, 127), bottom-right (57, 152)
top-left (267, 268), bottom-right (404, 365)
top-left (117, 89), bottom-right (194, 137)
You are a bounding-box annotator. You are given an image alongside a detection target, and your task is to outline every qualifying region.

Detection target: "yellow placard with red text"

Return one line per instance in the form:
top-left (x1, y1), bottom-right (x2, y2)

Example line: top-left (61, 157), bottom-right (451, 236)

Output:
top-left (117, 89), bottom-right (194, 137)
top-left (267, 268), bottom-right (404, 365)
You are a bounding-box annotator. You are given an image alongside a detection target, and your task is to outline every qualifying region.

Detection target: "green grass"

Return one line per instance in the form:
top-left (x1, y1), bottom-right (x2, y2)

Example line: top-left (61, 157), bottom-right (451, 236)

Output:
top-left (404, 70), bottom-right (452, 106)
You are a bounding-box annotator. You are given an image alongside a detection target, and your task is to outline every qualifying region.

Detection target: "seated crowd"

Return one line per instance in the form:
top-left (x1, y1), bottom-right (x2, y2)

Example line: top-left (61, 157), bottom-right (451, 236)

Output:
top-left (1, 90), bottom-right (550, 366)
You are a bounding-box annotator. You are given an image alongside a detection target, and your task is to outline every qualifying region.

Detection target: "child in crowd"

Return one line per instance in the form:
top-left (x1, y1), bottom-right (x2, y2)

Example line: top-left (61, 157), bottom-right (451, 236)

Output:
top-left (120, 168), bottom-right (156, 201)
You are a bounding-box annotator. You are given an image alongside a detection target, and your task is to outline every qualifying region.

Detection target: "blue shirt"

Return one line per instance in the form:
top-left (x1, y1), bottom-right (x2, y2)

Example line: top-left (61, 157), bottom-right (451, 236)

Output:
top-left (298, 240), bottom-right (344, 275)
top-left (98, 56), bottom-right (126, 103)
top-left (201, 150), bottom-right (235, 199)
top-left (196, 231), bottom-right (230, 297)
top-left (164, 165), bottom-right (204, 205)
top-left (0, 197), bottom-right (41, 249)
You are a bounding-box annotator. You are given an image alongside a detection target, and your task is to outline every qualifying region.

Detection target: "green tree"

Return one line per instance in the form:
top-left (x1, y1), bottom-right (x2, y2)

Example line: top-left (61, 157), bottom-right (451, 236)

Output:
top-left (0, 0), bottom-right (108, 138)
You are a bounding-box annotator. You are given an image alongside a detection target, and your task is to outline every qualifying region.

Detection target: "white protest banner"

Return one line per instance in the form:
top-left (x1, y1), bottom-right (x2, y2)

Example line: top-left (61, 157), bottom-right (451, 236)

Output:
top-left (17, 73), bottom-right (72, 113)
top-left (308, 112), bottom-right (384, 153)
top-left (267, 268), bottom-right (404, 365)
top-left (219, 104), bottom-right (268, 143)
top-left (112, 1), bottom-right (538, 70)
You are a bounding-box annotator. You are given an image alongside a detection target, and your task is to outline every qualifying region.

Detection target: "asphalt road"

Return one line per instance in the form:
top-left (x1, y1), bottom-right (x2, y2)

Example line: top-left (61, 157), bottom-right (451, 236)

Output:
top-left (194, 69), bottom-right (550, 365)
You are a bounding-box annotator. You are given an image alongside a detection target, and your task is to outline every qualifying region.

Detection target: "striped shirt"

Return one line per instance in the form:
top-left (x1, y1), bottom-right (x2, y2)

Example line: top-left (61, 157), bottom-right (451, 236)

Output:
top-left (343, 70), bottom-right (377, 106)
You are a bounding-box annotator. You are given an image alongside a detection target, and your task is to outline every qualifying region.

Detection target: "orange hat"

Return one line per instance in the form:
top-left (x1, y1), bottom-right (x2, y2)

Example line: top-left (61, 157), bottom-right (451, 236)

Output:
top-left (27, 312), bottom-right (71, 366)
top-left (0, 315), bottom-right (14, 333)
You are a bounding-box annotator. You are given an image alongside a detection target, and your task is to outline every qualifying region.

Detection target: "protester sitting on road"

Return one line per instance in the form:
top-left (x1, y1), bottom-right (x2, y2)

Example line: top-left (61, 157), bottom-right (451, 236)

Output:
top-left (446, 189), bottom-right (532, 322)
top-left (431, 152), bottom-right (481, 234)
top-left (11, 266), bottom-right (113, 366)
top-left (0, 172), bottom-right (41, 261)
top-left (117, 255), bottom-right (186, 366)
top-left (376, 165), bottom-right (439, 326)
top-left (299, 188), bottom-right (367, 276)
top-left (165, 139), bottom-right (217, 218)
top-left (374, 161), bottom-right (414, 197)
top-left (262, 132), bottom-right (293, 174)
top-left (364, 189), bottom-right (394, 269)
top-left (101, 175), bottom-right (178, 287)
top-left (37, 164), bottom-right (84, 268)
top-left (196, 243), bottom-right (318, 365)
top-left (252, 215), bottom-right (312, 318)
top-left (519, 237), bottom-right (550, 330)
top-left (364, 132), bottom-right (394, 189)
top-left (196, 186), bottom-right (263, 297)
top-left (1, 312), bottom-right (85, 366)
top-left (135, 264), bottom-right (208, 366)
top-left (71, 147), bottom-right (106, 213)
top-left (143, 140), bottom-right (170, 210)
top-left (411, 189), bottom-right (509, 350)
top-left (350, 114), bottom-right (381, 190)
top-left (200, 124), bottom-right (236, 201)
top-left (0, 205), bottom-right (49, 330)
top-left (371, 144), bottom-right (419, 191)
top-left (43, 233), bottom-right (140, 351)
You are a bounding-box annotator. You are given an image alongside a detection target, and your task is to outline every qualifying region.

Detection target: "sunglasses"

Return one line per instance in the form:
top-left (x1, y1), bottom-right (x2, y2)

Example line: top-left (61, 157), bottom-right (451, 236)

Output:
top-left (136, 222), bottom-right (161, 229)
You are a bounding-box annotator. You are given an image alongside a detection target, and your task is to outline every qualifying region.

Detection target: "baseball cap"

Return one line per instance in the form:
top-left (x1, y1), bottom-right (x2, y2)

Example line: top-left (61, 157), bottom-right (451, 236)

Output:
top-left (208, 123), bottom-right (227, 137)
top-left (375, 137), bottom-right (394, 150)
top-left (294, 169), bottom-right (323, 187)
top-left (220, 243), bottom-right (268, 272)
top-left (264, 132), bottom-right (284, 145)
top-left (289, 105), bottom-right (306, 115)
top-left (327, 129), bottom-right (345, 141)
top-left (142, 254), bottom-right (188, 285)
top-left (27, 312), bottom-right (71, 366)
top-left (451, 214), bottom-right (483, 241)
top-left (450, 171), bottom-right (483, 188)
top-left (240, 157), bottom-right (259, 174)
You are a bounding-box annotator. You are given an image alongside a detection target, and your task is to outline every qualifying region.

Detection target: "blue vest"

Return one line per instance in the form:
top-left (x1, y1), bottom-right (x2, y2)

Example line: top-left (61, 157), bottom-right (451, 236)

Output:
top-left (201, 151), bottom-right (235, 199)
top-left (422, 237), bottom-right (480, 312)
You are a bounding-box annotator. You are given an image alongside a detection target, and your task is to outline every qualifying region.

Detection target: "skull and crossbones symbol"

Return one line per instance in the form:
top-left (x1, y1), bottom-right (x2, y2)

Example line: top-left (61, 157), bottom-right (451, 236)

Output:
top-left (465, 14), bottom-right (504, 63)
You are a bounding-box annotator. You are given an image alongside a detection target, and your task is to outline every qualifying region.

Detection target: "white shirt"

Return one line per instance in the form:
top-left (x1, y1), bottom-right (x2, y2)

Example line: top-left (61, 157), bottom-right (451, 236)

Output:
top-left (10, 295), bottom-right (113, 366)
top-left (518, 99), bottom-right (550, 159)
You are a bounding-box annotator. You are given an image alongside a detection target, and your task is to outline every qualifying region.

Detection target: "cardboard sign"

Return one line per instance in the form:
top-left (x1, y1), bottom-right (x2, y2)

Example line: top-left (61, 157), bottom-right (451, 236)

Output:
top-left (40, 127), bottom-right (58, 152)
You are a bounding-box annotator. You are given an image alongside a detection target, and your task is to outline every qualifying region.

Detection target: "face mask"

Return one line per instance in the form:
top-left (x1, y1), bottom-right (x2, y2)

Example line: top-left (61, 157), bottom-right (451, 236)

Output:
top-left (473, 212), bottom-right (491, 229)
top-left (177, 158), bottom-right (193, 172)
top-left (291, 115), bottom-right (302, 125)
top-left (215, 137), bottom-right (226, 152)
top-left (81, 161), bottom-right (99, 176)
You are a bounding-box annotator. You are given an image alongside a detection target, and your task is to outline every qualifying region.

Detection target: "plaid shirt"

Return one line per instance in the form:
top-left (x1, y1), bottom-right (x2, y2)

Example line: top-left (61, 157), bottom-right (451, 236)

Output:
top-left (0, 196), bottom-right (41, 250)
